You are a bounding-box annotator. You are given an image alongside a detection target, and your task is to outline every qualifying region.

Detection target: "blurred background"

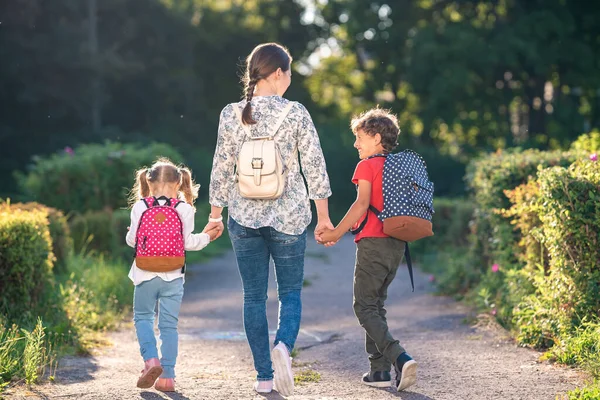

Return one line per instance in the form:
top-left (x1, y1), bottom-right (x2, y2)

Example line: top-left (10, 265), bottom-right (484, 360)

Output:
top-left (2, 1), bottom-right (600, 394)
top-left (2, 0), bottom-right (598, 208)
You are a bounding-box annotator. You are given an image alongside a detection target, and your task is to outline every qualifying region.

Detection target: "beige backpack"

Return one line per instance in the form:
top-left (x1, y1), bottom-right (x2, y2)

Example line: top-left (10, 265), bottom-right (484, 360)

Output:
top-left (232, 101), bottom-right (296, 200)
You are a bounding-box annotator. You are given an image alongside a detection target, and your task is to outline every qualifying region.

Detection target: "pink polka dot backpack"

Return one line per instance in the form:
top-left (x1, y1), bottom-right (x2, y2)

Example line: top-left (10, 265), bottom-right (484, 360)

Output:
top-left (134, 196), bottom-right (185, 273)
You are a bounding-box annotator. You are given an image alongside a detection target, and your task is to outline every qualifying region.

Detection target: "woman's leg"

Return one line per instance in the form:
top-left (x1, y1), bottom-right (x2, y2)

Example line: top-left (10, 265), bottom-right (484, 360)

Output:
top-left (157, 277), bottom-right (184, 379)
top-left (267, 228), bottom-right (307, 352)
top-left (228, 217), bottom-right (273, 381)
top-left (133, 277), bottom-right (160, 361)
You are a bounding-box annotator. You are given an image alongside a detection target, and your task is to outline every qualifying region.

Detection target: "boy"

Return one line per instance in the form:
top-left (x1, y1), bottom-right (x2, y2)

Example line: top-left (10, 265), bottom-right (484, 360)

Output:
top-left (317, 108), bottom-right (417, 391)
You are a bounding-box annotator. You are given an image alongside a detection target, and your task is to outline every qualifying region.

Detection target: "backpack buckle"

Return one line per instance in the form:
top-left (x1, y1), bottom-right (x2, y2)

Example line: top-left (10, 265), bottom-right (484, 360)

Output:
top-left (252, 158), bottom-right (263, 169)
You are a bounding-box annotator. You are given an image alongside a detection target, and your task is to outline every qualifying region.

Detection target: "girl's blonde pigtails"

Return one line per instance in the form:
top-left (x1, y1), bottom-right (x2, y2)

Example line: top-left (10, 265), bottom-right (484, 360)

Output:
top-left (128, 168), bottom-right (151, 208)
top-left (179, 167), bottom-right (199, 208)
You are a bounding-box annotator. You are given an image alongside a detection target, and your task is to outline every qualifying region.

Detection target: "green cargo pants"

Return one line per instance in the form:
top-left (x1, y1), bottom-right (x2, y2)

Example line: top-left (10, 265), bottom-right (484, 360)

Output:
top-left (353, 237), bottom-right (406, 372)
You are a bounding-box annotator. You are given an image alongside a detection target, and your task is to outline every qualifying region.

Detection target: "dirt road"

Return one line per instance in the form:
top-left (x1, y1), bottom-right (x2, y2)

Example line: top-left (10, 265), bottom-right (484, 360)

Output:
top-left (12, 235), bottom-right (585, 399)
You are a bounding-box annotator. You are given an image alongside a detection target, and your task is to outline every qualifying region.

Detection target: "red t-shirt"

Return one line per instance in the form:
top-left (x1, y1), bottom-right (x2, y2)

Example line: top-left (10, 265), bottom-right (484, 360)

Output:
top-left (351, 157), bottom-right (388, 242)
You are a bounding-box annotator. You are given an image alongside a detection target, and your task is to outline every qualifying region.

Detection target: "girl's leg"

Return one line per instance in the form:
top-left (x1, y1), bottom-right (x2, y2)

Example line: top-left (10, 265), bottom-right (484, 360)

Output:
top-left (133, 277), bottom-right (160, 361)
top-left (268, 228), bottom-right (307, 351)
top-left (157, 277), bottom-right (185, 379)
top-left (228, 217), bottom-right (273, 381)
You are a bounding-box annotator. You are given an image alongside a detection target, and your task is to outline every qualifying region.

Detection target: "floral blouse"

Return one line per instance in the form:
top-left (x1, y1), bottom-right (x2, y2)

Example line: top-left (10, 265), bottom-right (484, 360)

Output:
top-left (209, 95), bottom-right (332, 235)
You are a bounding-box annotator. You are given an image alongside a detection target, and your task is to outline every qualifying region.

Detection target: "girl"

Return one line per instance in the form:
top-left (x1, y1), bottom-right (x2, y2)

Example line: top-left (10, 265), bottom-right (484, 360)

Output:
top-left (126, 157), bottom-right (220, 392)
top-left (205, 43), bottom-right (333, 395)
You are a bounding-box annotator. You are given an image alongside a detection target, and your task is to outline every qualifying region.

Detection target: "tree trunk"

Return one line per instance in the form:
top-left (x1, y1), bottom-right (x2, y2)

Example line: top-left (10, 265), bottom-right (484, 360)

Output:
top-left (88, 0), bottom-right (101, 133)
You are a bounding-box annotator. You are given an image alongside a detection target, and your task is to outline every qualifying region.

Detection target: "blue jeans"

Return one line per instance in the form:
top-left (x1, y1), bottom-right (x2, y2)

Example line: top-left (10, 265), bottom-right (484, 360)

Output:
top-left (133, 276), bottom-right (184, 379)
top-left (228, 217), bottom-right (307, 381)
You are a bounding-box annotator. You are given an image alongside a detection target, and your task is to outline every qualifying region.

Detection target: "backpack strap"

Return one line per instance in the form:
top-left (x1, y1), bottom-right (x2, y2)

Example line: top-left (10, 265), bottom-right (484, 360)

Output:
top-left (232, 104), bottom-right (253, 138)
top-left (405, 244), bottom-right (415, 292)
top-left (267, 102), bottom-right (294, 139)
top-left (232, 101), bottom-right (294, 140)
top-left (154, 195), bottom-right (172, 207)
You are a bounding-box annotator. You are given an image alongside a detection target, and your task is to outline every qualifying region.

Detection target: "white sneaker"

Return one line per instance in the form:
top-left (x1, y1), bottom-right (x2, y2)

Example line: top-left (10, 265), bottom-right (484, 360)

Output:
top-left (254, 380), bottom-right (273, 393)
top-left (272, 342), bottom-right (294, 396)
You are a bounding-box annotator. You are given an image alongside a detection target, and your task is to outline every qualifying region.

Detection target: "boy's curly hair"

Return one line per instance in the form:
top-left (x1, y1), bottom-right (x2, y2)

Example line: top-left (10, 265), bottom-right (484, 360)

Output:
top-left (350, 107), bottom-right (400, 153)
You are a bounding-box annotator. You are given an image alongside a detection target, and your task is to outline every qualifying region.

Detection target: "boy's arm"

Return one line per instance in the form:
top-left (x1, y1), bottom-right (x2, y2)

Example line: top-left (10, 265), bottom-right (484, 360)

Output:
top-left (319, 179), bottom-right (371, 243)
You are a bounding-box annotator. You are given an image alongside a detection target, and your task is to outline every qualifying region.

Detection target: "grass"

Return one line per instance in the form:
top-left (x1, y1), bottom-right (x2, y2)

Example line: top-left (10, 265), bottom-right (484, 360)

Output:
top-left (294, 369), bottom-right (321, 384)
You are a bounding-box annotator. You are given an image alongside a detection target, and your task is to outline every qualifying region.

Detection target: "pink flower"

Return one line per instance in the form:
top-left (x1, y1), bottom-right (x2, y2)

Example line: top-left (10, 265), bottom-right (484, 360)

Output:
top-left (491, 308), bottom-right (497, 316)
top-left (590, 153), bottom-right (598, 162)
top-left (428, 275), bottom-right (435, 282)
top-left (64, 146), bottom-right (74, 156)
top-left (491, 264), bottom-right (500, 273)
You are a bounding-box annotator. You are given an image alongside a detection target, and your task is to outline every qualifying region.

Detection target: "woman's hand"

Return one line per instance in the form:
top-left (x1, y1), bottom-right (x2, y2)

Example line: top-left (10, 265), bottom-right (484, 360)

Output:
top-left (317, 227), bottom-right (341, 246)
top-left (315, 219), bottom-right (338, 247)
top-left (203, 221), bottom-right (224, 241)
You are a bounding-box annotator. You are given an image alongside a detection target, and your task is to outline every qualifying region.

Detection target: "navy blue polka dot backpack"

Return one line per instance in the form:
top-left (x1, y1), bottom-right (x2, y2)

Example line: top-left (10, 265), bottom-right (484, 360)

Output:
top-left (351, 149), bottom-right (435, 290)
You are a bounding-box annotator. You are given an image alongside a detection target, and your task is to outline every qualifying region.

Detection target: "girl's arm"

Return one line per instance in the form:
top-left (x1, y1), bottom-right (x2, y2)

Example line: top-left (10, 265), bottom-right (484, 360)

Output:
top-left (180, 205), bottom-right (211, 251)
top-left (319, 179), bottom-right (371, 243)
top-left (126, 203), bottom-right (142, 247)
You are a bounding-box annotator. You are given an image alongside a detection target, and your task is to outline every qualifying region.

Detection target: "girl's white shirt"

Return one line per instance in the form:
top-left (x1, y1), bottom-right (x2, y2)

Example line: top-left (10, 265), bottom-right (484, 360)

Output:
top-left (126, 198), bottom-right (210, 286)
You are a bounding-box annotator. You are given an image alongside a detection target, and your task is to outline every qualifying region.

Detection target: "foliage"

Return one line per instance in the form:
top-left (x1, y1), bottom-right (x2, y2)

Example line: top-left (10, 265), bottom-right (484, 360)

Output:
top-left (315, 1), bottom-right (600, 157)
top-left (22, 318), bottom-right (47, 385)
top-left (69, 208), bottom-right (131, 261)
top-left (16, 142), bottom-right (184, 213)
top-left (1, 200), bottom-right (73, 273)
top-left (571, 130), bottom-right (600, 152)
top-left (0, 208), bottom-right (54, 320)
top-left (465, 148), bottom-right (580, 271)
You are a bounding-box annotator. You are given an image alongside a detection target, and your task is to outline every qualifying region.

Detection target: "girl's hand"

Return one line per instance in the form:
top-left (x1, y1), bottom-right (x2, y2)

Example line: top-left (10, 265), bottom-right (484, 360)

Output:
top-left (203, 221), bottom-right (224, 240)
top-left (205, 227), bottom-right (220, 241)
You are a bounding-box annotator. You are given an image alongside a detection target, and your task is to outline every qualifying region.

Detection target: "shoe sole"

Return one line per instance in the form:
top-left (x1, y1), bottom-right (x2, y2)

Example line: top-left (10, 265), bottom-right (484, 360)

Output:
top-left (137, 366), bottom-right (163, 389)
top-left (272, 347), bottom-right (294, 396)
top-left (362, 380), bottom-right (392, 388)
top-left (397, 360), bottom-right (417, 391)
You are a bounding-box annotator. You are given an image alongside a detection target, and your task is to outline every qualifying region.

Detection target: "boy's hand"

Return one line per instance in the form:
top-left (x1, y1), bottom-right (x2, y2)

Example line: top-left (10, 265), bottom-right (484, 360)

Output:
top-left (317, 228), bottom-right (340, 246)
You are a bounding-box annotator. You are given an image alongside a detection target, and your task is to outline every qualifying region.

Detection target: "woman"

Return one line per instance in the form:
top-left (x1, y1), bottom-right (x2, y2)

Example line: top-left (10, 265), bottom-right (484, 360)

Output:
top-left (204, 42), bottom-right (333, 395)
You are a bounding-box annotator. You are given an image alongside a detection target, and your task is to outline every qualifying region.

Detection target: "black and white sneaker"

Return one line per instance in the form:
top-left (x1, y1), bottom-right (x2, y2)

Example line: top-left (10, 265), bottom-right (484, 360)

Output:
top-left (361, 371), bottom-right (392, 388)
top-left (394, 352), bottom-right (417, 391)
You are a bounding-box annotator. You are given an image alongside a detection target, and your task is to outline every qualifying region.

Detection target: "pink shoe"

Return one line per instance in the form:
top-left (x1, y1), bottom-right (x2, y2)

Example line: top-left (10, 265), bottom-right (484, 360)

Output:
top-left (254, 380), bottom-right (273, 393)
top-left (155, 377), bottom-right (175, 392)
top-left (137, 358), bottom-right (163, 388)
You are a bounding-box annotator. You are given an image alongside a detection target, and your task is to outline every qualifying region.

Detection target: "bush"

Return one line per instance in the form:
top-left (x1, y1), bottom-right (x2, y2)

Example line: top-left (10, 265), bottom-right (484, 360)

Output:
top-left (465, 148), bottom-right (580, 271)
top-left (0, 208), bottom-right (54, 320)
top-left (1, 200), bottom-right (73, 273)
top-left (410, 197), bottom-right (473, 254)
top-left (536, 160), bottom-right (600, 324)
top-left (69, 208), bottom-right (131, 260)
top-left (16, 141), bottom-right (184, 213)
top-left (571, 130), bottom-right (600, 152)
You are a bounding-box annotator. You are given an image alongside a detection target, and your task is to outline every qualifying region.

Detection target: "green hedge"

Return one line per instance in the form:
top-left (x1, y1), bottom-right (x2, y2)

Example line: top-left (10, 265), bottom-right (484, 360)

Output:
top-left (411, 197), bottom-right (473, 254)
top-left (69, 208), bottom-right (131, 260)
top-left (1, 201), bottom-right (73, 273)
top-left (0, 209), bottom-right (54, 320)
top-left (465, 148), bottom-right (581, 270)
top-left (16, 142), bottom-right (184, 213)
top-left (496, 158), bottom-right (600, 348)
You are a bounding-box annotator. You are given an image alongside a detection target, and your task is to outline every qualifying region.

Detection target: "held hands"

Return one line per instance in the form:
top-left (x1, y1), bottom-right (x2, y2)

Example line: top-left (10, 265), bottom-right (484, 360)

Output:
top-left (314, 219), bottom-right (339, 247)
top-left (203, 221), bottom-right (224, 241)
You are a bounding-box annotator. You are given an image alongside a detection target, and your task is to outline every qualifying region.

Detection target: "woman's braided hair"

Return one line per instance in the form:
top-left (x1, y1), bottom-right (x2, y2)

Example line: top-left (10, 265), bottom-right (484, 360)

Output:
top-left (241, 43), bottom-right (292, 125)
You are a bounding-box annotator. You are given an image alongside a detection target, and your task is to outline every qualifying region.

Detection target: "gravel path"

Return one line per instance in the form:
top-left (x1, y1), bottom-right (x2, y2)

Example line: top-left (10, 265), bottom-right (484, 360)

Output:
top-left (9, 235), bottom-right (585, 399)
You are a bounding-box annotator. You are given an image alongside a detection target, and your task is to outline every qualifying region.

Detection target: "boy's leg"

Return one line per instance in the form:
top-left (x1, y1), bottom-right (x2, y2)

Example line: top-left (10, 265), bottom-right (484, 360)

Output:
top-left (353, 238), bottom-right (406, 367)
top-left (157, 277), bottom-right (184, 379)
top-left (133, 277), bottom-right (160, 361)
top-left (228, 218), bottom-right (274, 381)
